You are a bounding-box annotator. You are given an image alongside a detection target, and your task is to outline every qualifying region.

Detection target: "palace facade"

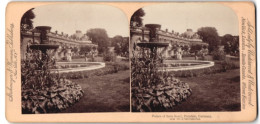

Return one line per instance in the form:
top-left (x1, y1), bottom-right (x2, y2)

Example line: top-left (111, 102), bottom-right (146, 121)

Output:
top-left (130, 25), bottom-right (208, 58)
top-left (21, 28), bottom-right (97, 60)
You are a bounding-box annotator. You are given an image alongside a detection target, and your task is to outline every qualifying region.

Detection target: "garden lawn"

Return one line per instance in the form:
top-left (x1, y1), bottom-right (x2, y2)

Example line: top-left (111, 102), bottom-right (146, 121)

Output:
top-left (166, 68), bottom-right (241, 112)
top-left (61, 70), bottom-right (130, 113)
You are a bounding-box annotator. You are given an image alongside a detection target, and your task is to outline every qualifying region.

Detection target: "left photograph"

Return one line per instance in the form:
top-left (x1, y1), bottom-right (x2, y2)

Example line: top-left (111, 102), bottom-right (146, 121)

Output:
top-left (20, 4), bottom-right (130, 114)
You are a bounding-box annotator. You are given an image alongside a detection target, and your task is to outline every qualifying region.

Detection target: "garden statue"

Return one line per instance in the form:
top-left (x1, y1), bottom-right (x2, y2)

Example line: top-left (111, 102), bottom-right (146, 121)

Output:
top-left (176, 47), bottom-right (183, 60)
top-left (66, 48), bottom-right (72, 62)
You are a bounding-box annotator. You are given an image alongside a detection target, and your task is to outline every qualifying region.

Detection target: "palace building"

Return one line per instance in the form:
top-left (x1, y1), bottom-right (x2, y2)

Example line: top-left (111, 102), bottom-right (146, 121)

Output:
top-left (130, 25), bottom-right (208, 58)
top-left (21, 27), bottom-right (97, 60)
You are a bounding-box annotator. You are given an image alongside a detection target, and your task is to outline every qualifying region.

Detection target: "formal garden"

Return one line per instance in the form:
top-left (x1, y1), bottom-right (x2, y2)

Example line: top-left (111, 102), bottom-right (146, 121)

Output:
top-left (20, 7), bottom-right (131, 113)
top-left (21, 46), bottom-right (130, 113)
top-left (21, 25), bottom-right (130, 114)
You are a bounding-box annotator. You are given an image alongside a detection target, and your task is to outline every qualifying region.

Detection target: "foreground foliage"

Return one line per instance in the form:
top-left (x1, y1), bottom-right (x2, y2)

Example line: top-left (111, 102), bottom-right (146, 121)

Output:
top-left (132, 78), bottom-right (191, 112)
top-left (22, 79), bottom-right (83, 113)
top-left (21, 50), bottom-right (84, 113)
top-left (131, 49), bottom-right (192, 112)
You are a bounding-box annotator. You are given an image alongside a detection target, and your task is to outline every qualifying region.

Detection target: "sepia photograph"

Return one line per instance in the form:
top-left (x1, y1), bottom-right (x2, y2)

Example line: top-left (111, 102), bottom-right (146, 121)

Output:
top-left (20, 4), bottom-right (130, 114)
top-left (130, 3), bottom-right (240, 112)
top-left (4, 1), bottom-right (257, 123)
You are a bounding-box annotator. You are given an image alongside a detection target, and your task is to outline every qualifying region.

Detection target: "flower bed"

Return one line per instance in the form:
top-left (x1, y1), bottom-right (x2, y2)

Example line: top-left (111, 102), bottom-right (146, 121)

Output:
top-left (22, 79), bottom-right (83, 114)
top-left (132, 78), bottom-right (191, 112)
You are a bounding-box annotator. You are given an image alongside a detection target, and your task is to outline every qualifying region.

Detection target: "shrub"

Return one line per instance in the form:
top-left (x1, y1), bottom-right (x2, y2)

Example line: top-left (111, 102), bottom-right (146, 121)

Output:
top-left (212, 49), bottom-right (226, 60)
top-left (22, 79), bottom-right (83, 114)
top-left (71, 55), bottom-right (84, 59)
top-left (132, 75), bottom-right (192, 112)
top-left (21, 50), bottom-right (57, 90)
top-left (103, 52), bottom-right (116, 62)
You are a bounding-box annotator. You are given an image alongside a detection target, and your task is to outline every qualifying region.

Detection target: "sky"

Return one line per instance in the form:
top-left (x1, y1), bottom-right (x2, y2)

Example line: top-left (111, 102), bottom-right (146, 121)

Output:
top-left (142, 3), bottom-right (239, 36)
top-left (32, 4), bottom-right (129, 37)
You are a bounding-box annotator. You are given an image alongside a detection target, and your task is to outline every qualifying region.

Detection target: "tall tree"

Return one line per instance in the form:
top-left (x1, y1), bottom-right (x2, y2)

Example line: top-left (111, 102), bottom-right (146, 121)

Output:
top-left (112, 35), bottom-right (123, 55)
top-left (130, 8), bottom-right (145, 27)
top-left (222, 34), bottom-right (239, 55)
top-left (86, 28), bottom-right (109, 54)
top-left (111, 35), bottom-right (129, 56)
top-left (221, 34), bottom-right (233, 45)
top-left (197, 27), bottom-right (220, 52)
top-left (21, 8), bottom-right (35, 31)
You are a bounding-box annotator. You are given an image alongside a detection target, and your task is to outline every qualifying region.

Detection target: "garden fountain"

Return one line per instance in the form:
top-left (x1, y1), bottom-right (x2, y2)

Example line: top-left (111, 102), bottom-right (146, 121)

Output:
top-left (30, 26), bottom-right (59, 56)
top-left (22, 26), bottom-right (84, 114)
top-left (30, 26), bottom-right (105, 73)
top-left (137, 24), bottom-right (169, 59)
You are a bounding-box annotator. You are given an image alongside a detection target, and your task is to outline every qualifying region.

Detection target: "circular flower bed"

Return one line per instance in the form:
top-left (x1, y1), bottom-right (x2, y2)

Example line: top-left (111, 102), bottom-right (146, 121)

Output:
top-left (22, 79), bottom-right (83, 114)
top-left (132, 78), bottom-right (192, 112)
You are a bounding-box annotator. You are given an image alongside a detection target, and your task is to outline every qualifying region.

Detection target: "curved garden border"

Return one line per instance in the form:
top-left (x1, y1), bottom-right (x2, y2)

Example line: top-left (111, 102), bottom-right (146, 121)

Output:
top-left (160, 60), bottom-right (214, 71)
top-left (51, 62), bottom-right (106, 73)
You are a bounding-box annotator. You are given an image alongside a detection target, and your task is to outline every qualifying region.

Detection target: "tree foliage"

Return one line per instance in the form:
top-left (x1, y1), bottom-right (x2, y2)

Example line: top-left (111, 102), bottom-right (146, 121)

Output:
top-left (190, 44), bottom-right (202, 53)
top-left (197, 27), bottom-right (220, 52)
top-left (222, 34), bottom-right (239, 55)
top-left (131, 8), bottom-right (145, 27)
top-left (86, 28), bottom-right (109, 54)
top-left (21, 8), bottom-right (35, 31)
top-left (111, 35), bottom-right (129, 56)
top-left (79, 46), bottom-right (92, 55)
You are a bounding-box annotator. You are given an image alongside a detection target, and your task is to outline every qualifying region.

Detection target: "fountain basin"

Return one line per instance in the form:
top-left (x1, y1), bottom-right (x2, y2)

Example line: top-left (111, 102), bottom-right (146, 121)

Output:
top-left (159, 60), bottom-right (214, 71)
top-left (51, 62), bottom-right (105, 73)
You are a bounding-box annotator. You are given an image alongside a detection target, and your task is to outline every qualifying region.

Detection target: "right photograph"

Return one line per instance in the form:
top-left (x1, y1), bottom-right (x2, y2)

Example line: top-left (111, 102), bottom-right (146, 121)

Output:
top-left (130, 3), bottom-right (240, 112)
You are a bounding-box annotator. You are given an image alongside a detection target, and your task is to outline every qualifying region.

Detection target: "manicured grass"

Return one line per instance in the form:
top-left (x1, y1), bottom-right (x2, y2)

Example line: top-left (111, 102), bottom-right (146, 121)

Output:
top-left (61, 70), bottom-right (130, 113)
top-left (165, 69), bottom-right (241, 112)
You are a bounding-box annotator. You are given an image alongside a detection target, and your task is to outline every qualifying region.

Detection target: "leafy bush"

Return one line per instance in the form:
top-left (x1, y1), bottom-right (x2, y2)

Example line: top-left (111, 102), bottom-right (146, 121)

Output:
top-left (103, 52), bottom-right (116, 62)
top-left (21, 50), bottom-right (57, 90)
top-left (212, 49), bottom-right (226, 60)
top-left (132, 77), bottom-right (191, 112)
top-left (71, 55), bottom-right (84, 59)
top-left (22, 79), bottom-right (83, 114)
